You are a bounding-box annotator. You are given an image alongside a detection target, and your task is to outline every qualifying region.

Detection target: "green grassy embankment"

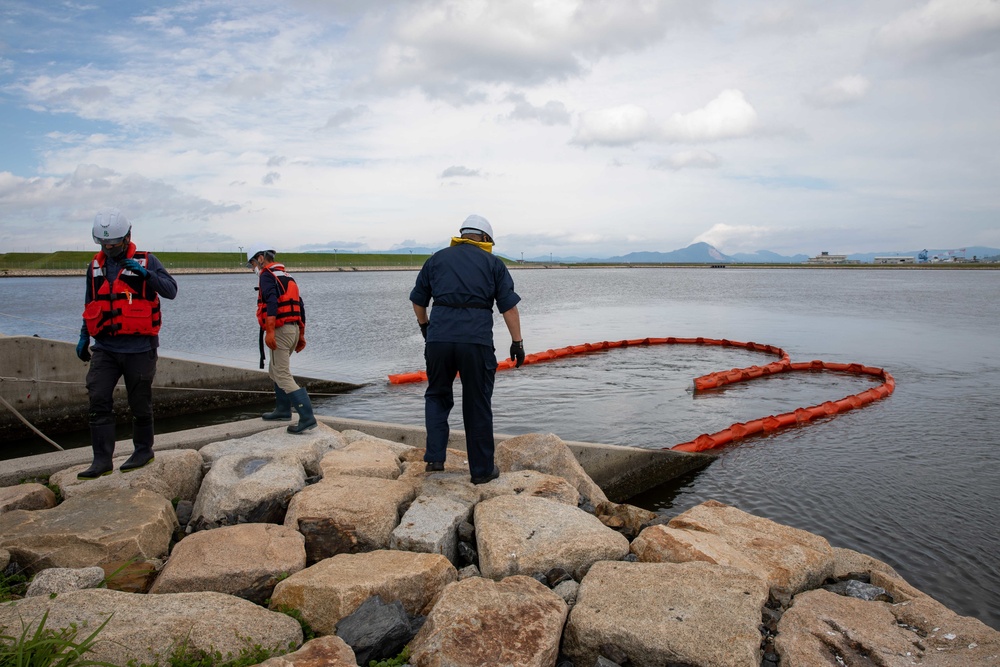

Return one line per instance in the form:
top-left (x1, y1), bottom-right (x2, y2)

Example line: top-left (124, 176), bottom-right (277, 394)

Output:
top-left (0, 251), bottom-right (442, 270)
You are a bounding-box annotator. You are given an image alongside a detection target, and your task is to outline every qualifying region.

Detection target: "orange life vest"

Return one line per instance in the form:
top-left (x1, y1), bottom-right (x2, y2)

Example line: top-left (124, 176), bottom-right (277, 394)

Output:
top-left (256, 262), bottom-right (304, 327)
top-left (82, 244), bottom-right (161, 337)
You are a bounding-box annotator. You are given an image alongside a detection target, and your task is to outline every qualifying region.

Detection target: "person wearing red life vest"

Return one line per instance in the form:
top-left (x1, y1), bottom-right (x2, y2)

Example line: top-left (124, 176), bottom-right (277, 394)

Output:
top-left (246, 247), bottom-right (316, 433)
top-left (75, 208), bottom-right (177, 480)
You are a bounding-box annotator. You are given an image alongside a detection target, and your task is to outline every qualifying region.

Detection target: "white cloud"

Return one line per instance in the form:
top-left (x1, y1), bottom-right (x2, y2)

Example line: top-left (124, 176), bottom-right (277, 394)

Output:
top-left (440, 165), bottom-right (482, 178)
top-left (503, 92), bottom-right (571, 125)
top-left (0, 165), bottom-right (240, 249)
top-left (876, 0), bottom-right (1000, 59)
top-left (573, 90), bottom-right (759, 146)
top-left (324, 105), bottom-right (371, 129)
top-left (572, 104), bottom-right (658, 147)
top-left (373, 0), bottom-right (706, 100)
top-left (692, 223), bottom-right (778, 253)
top-left (654, 149), bottom-right (721, 170)
top-left (661, 89), bottom-right (759, 142)
top-left (805, 75), bottom-right (872, 108)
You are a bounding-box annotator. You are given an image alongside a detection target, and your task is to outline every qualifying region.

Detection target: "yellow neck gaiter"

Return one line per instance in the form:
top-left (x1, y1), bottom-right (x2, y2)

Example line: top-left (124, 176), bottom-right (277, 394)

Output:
top-left (450, 237), bottom-right (494, 253)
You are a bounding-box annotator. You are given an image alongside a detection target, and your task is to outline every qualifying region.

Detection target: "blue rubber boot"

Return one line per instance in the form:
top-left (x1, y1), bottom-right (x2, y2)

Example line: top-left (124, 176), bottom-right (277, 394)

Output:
top-left (287, 388), bottom-right (317, 434)
top-left (263, 384), bottom-right (293, 421)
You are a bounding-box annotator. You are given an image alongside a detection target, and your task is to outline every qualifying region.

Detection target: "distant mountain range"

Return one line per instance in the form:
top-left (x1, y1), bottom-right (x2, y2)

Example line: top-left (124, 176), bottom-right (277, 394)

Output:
top-left (307, 242), bottom-right (1000, 264)
top-left (523, 243), bottom-right (1000, 264)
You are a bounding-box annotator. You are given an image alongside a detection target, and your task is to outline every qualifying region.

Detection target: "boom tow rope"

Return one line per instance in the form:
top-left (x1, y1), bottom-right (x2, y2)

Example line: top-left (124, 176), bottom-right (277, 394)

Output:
top-left (387, 337), bottom-right (895, 453)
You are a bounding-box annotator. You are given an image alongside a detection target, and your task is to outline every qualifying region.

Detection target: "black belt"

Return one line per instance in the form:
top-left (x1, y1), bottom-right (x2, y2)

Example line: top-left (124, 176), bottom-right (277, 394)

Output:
top-left (433, 301), bottom-right (492, 310)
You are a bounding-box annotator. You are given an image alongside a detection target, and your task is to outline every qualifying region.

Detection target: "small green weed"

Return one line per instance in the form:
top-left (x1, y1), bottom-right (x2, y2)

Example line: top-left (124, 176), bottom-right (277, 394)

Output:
top-left (127, 634), bottom-right (289, 667)
top-left (368, 646), bottom-right (410, 667)
top-left (0, 569), bottom-right (30, 603)
top-left (0, 609), bottom-right (114, 667)
top-left (271, 607), bottom-right (315, 642)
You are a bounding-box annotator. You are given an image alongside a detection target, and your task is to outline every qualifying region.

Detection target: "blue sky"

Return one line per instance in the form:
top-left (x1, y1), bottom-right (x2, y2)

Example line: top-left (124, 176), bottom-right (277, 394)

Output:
top-left (1, 0), bottom-right (998, 257)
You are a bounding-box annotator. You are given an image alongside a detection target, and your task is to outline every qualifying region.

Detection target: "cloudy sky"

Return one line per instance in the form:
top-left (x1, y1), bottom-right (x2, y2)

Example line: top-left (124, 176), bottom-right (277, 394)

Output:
top-left (1, 0), bottom-right (998, 258)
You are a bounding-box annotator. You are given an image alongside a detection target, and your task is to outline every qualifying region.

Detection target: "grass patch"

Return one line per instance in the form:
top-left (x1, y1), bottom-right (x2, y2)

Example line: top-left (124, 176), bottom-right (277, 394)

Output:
top-left (127, 636), bottom-right (289, 667)
top-left (271, 607), bottom-right (315, 642)
top-left (0, 569), bottom-right (30, 603)
top-left (0, 609), bottom-right (114, 667)
top-left (368, 646), bottom-right (411, 667)
top-left (0, 251), bottom-right (528, 270)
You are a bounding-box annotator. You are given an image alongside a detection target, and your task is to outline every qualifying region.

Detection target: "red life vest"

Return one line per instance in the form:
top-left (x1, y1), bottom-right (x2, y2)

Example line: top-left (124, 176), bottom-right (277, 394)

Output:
top-left (82, 244), bottom-right (162, 337)
top-left (256, 262), bottom-right (304, 327)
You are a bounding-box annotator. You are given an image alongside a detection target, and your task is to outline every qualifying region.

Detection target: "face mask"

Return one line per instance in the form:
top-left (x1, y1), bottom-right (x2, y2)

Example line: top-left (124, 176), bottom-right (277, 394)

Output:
top-left (253, 265), bottom-right (261, 275)
top-left (103, 244), bottom-right (127, 262)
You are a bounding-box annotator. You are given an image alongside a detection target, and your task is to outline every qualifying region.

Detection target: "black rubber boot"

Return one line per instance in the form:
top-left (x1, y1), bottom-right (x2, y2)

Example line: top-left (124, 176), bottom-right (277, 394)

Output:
top-left (121, 418), bottom-right (155, 472)
top-left (78, 423), bottom-right (116, 480)
top-left (262, 383), bottom-right (293, 421)
top-left (287, 388), bottom-right (317, 434)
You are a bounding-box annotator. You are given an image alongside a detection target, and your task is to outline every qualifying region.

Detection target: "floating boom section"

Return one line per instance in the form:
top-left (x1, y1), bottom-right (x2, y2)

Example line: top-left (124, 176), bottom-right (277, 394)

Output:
top-left (386, 337), bottom-right (895, 453)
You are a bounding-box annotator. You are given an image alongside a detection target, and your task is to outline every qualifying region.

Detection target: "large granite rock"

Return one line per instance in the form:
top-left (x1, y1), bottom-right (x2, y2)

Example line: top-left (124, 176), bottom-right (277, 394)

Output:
top-left (0, 487), bottom-right (177, 571)
top-left (319, 439), bottom-right (402, 479)
top-left (390, 493), bottom-right (476, 564)
top-left (479, 469), bottom-right (581, 506)
top-left (563, 560), bottom-right (770, 667)
top-left (340, 430), bottom-right (416, 457)
top-left (776, 586), bottom-right (1000, 666)
top-left (398, 447), bottom-right (471, 480)
top-left (0, 482), bottom-right (57, 514)
top-left (25, 566), bottom-right (106, 597)
top-left (51, 449), bottom-right (204, 503)
top-left (199, 423), bottom-right (346, 476)
top-left (495, 432), bottom-right (609, 504)
top-left (594, 500), bottom-right (659, 539)
top-left (0, 588), bottom-right (303, 667)
top-left (832, 545), bottom-right (901, 579)
top-left (270, 550), bottom-right (456, 635)
top-left (409, 575), bottom-right (568, 667)
top-left (191, 454), bottom-right (305, 530)
top-left (630, 499), bottom-right (834, 602)
top-left (283, 475), bottom-right (417, 559)
top-left (254, 635), bottom-right (356, 667)
top-left (149, 523), bottom-right (306, 604)
top-left (475, 494), bottom-right (629, 580)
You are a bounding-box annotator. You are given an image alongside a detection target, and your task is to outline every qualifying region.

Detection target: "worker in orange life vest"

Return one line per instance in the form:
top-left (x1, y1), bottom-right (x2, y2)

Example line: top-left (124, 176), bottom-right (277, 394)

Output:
top-left (76, 208), bottom-right (178, 479)
top-left (246, 247), bottom-right (316, 434)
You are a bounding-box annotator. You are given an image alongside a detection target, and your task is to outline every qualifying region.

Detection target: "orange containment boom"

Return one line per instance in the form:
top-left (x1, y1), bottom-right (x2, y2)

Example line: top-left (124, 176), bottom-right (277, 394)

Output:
top-left (386, 336), bottom-right (895, 453)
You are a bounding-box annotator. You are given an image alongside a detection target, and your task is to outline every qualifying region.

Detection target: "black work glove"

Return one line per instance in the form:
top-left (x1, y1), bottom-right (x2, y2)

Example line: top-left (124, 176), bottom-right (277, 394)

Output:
top-left (121, 257), bottom-right (149, 280)
top-left (419, 322), bottom-right (428, 340)
top-left (76, 332), bottom-right (91, 362)
top-left (510, 340), bottom-right (525, 368)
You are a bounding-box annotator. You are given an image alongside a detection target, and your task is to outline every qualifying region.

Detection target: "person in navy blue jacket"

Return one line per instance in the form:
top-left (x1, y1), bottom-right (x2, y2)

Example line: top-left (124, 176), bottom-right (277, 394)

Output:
top-left (76, 208), bottom-right (177, 479)
top-left (409, 215), bottom-right (524, 484)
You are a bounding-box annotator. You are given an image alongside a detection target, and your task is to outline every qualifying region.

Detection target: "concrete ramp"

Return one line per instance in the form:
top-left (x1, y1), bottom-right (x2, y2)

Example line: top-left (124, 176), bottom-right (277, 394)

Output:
top-left (0, 335), bottom-right (360, 440)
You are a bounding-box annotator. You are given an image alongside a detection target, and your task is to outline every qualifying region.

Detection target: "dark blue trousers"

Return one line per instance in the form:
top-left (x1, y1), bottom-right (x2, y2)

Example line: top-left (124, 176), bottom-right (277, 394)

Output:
top-left (86, 348), bottom-right (157, 437)
top-left (424, 341), bottom-right (497, 479)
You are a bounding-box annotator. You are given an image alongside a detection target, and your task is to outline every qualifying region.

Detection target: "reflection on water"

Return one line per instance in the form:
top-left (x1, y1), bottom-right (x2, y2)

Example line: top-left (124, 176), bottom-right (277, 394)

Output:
top-left (2, 267), bottom-right (999, 629)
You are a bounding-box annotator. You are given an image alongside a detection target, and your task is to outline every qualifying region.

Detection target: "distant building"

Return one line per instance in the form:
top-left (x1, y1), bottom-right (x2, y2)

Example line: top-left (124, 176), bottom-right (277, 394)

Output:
top-left (805, 251), bottom-right (860, 265)
top-left (874, 256), bottom-right (916, 264)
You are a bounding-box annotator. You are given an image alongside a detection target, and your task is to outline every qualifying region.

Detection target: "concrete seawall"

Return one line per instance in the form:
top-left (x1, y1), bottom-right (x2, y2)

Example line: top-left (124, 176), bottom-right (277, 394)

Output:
top-left (0, 415), bottom-right (715, 503)
top-left (0, 335), bottom-right (360, 440)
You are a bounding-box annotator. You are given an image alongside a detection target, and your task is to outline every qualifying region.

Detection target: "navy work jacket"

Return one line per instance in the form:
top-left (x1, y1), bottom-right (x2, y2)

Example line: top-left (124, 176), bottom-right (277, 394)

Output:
top-left (410, 243), bottom-right (520, 347)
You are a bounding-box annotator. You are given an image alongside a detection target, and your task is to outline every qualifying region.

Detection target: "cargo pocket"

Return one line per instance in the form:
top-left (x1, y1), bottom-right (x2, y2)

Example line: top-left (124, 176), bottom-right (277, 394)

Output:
top-left (121, 299), bottom-right (153, 333)
top-left (82, 301), bottom-right (104, 336)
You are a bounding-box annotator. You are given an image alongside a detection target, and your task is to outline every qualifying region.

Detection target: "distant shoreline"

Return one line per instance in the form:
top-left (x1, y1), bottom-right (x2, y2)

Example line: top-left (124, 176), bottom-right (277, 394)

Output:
top-left (2, 263), bottom-right (997, 278)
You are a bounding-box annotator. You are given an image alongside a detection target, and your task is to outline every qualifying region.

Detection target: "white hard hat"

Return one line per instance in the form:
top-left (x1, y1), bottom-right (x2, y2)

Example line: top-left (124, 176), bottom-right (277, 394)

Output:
top-left (92, 208), bottom-right (131, 245)
top-left (459, 214), bottom-right (494, 240)
top-left (246, 245), bottom-right (276, 267)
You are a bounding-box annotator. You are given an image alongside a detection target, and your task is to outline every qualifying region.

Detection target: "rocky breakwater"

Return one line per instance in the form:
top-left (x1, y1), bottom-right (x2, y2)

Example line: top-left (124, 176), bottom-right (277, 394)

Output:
top-left (0, 427), bottom-right (997, 667)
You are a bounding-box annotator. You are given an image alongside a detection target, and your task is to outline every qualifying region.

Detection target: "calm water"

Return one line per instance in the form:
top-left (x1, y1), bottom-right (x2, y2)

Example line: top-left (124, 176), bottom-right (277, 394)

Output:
top-left (2, 267), bottom-right (998, 629)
